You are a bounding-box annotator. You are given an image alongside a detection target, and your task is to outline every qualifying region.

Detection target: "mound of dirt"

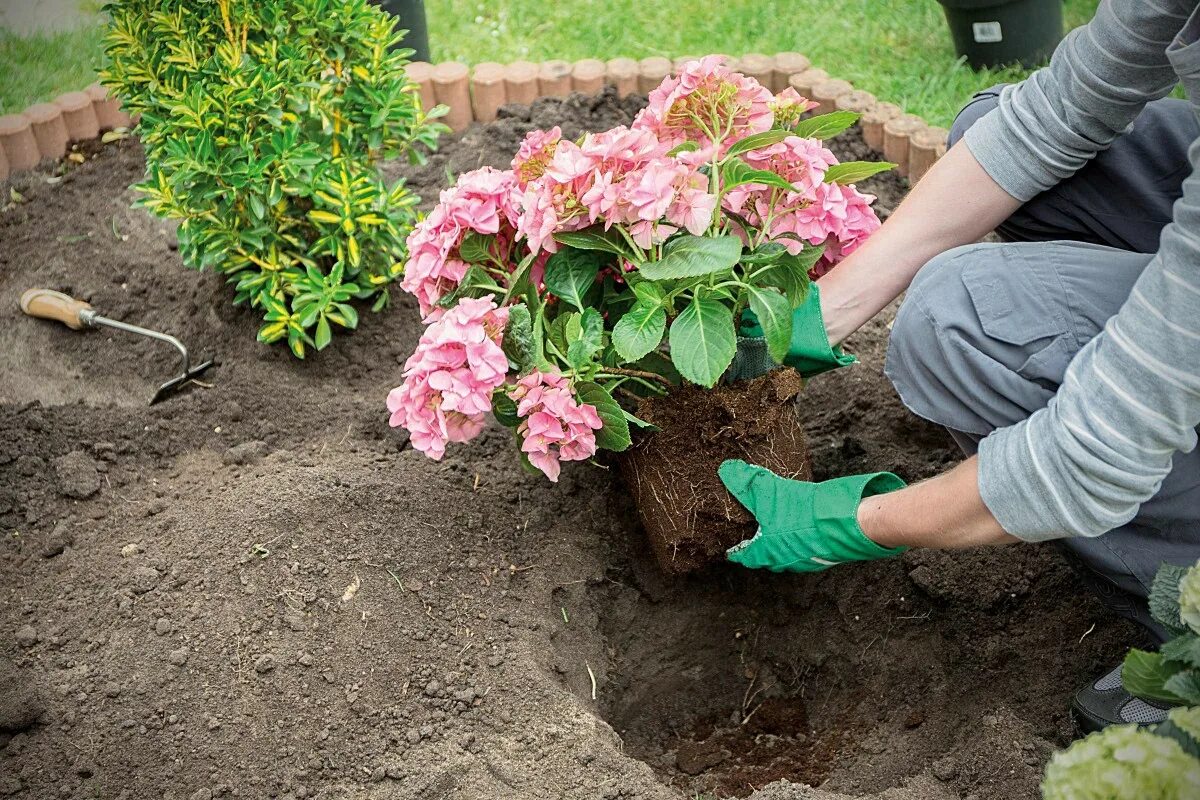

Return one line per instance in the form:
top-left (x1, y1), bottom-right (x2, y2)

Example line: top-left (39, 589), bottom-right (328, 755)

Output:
top-left (0, 88), bottom-right (1144, 800)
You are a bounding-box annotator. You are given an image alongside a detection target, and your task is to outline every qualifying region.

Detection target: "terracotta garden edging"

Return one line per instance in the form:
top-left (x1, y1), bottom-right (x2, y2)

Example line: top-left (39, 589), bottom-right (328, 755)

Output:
top-left (0, 55), bottom-right (949, 186)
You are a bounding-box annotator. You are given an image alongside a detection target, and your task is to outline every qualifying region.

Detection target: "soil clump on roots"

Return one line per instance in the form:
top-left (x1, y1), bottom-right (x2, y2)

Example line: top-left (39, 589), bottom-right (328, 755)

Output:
top-left (0, 87), bottom-right (1144, 800)
top-left (621, 370), bottom-right (811, 574)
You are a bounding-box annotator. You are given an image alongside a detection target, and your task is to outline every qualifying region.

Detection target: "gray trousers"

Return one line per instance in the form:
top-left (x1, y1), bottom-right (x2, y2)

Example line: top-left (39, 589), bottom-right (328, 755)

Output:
top-left (884, 86), bottom-right (1200, 640)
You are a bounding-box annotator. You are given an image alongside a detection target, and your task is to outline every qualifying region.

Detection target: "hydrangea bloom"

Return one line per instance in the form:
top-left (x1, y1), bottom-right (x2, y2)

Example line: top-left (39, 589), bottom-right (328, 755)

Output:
top-left (1041, 724), bottom-right (1200, 800)
top-left (400, 167), bottom-right (521, 318)
top-left (511, 126), bottom-right (562, 187)
top-left (770, 87), bottom-right (819, 129)
top-left (723, 136), bottom-right (881, 278)
top-left (386, 296), bottom-right (510, 459)
top-left (1179, 562), bottom-right (1200, 635)
top-left (507, 371), bottom-right (603, 482)
top-left (516, 125), bottom-right (716, 253)
top-left (632, 55), bottom-right (774, 156)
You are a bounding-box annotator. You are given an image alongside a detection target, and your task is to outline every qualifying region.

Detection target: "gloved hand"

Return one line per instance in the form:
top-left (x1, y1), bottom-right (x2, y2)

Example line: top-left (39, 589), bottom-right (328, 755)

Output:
top-left (718, 459), bottom-right (907, 572)
top-left (726, 284), bottom-right (856, 382)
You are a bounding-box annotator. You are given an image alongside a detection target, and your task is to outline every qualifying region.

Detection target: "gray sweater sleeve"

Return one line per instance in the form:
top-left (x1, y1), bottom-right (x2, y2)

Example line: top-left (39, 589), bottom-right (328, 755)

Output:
top-left (963, 0), bottom-right (1186, 201)
top-left (963, 0), bottom-right (1200, 541)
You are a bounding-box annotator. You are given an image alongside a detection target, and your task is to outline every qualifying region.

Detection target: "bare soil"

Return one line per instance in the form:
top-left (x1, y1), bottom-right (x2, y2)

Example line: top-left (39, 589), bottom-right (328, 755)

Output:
top-left (621, 370), bottom-right (811, 575)
top-left (0, 88), bottom-right (1147, 800)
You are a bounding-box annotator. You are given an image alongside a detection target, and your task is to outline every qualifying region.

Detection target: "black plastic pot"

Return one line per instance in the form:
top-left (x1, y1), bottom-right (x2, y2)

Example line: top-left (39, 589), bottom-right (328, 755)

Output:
top-left (936, 0), bottom-right (1064, 69)
top-left (373, 0), bottom-right (431, 62)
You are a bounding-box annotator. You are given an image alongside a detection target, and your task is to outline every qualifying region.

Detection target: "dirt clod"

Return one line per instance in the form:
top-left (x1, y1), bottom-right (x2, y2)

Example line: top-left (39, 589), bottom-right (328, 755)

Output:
top-left (53, 450), bottom-right (100, 499)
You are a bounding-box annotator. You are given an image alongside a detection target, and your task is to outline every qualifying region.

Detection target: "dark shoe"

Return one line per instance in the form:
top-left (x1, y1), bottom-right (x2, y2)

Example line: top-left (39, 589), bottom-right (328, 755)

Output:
top-left (1070, 664), bottom-right (1172, 734)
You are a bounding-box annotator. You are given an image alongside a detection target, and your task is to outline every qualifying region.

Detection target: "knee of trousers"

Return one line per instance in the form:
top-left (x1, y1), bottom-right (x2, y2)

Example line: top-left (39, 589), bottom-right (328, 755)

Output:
top-left (884, 243), bottom-right (1046, 436)
top-left (948, 83), bottom-right (1009, 148)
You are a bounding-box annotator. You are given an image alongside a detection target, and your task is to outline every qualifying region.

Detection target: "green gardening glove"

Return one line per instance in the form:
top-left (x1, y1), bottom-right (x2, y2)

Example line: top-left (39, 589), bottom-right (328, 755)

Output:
top-left (727, 284), bottom-right (857, 383)
top-left (718, 459), bottom-right (907, 573)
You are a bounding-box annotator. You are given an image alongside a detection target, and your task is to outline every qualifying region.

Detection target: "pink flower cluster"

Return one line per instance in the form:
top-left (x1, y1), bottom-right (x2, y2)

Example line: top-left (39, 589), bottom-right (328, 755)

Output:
top-left (516, 125), bottom-right (718, 253)
top-left (633, 55), bottom-right (774, 158)
top-left (386, 296), bottom-right (510, 460)
top-left (723, 136), bottom-right (880, 277)
top-left (508, 371), bottom-right (603, 482)
top-left (400, 167), bottom-right (521, 319)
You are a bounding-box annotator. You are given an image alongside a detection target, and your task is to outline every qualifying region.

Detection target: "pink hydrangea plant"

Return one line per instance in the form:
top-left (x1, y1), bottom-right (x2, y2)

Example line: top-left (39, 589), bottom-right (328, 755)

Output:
top-left (389, 58), bottom-right (891, 478)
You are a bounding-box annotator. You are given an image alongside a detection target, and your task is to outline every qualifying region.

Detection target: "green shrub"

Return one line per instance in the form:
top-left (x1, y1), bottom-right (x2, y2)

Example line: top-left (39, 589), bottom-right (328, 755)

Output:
top-left (101, 0), bottom-right (447, 357)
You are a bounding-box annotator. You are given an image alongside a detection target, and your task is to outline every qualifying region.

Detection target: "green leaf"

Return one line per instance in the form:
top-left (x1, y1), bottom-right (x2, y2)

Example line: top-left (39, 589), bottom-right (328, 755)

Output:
top-left (623, 409), bottom-right (659, 431)
top-left (314, 315), bottom-right (332, 350)
top-left (638, 235), bottom-right (742, 280)
top-left (546, 312), bottom-right (573, 360)
top-left (1163, 669), bottom-right (1200, 705)
top-left (553, 227), bottom-right (628, 257)
top-left (823, 160), bottom-right (896, 185)
top-left (436, 264), bottom-right (490, 309)
top-left (458, 231), bottom-right (494, 264)
top-left (1151, 564), bottom-right (1191, 636)
top-left (492, 392), bottom-right (520, 428)
top-left (792, 110), bottom-right (860, 140)
top-left (724, 129), bottom-right (792, 158)
top-left (747, 285), bottom-right (792, 363)
top-left (667, 141), bottom-right (700, 156)
top-left (721, 157), bottom-right (797, 194)
top-left (612, 302), bottom-right (667, 362)
top-left (566, 308), bottom-right (604, 368)
top-left (545, 248), bottom-right (603, 311)
top-left (502, 303), bottom-right (535, 370)
top-left (739, 242), bottom-right (788, 266)
top-left (669, 297), bottom-right (736, 387)
top-left (1162, 634), bottom-right (1200, 669)
top-left (632, 281), bottom-right (665, 305)
top-left (575, 381), bottom-right (631, 452)
top-left (1122, 649), bottom-right (1190, 705)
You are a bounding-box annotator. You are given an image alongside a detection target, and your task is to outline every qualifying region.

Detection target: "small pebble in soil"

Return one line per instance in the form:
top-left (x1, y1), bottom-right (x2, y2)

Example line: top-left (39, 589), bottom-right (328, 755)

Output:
top-left (253, 655), bottom-right (276, 674)
top-left (168, 648), bottom-right (188, 666)
top-left (120, 543), bottom-right (141, 558)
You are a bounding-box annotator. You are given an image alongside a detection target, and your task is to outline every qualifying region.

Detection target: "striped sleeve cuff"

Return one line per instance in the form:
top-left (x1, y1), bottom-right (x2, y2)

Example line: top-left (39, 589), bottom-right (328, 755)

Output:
top-left (961, 92), bottom-right (1058, 204)
top-left (977, 419), bottom-right (1069, 543)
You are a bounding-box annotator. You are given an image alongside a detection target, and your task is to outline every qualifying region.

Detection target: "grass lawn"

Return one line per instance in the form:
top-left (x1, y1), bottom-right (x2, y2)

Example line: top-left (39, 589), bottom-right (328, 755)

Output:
top-left (1, 0), bottom-right (1101, 125)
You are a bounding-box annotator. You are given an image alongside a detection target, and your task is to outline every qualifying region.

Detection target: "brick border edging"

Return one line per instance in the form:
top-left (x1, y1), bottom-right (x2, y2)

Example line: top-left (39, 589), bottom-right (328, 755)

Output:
top-left (408, 52), bottom-right (948, 182)
top-left (0, 55), bottom-right (948, 185)
top-left (0, 84), bottom-right (132, 181)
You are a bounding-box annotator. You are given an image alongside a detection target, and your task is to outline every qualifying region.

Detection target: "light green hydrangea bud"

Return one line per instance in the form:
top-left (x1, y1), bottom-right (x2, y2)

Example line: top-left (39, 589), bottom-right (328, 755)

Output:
top-left (1167, 706), bottom-right (1200, 744)
top-left (1042, 724), bottom-right (1200, 800)
top-left (1179, 563), bottom-right (1200, 635)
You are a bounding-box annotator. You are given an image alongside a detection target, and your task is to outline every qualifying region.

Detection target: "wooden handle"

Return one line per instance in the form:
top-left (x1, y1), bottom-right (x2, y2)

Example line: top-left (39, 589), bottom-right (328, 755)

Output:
top-left (19, 288), bottom-right (93, 330)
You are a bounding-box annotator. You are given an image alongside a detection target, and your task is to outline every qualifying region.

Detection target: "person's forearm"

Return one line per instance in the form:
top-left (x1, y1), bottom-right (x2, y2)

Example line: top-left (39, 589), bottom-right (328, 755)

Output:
top-left (819, 140), bottom-right (1021, 344)
top-left (857, 457), bottom-right (1017, 549)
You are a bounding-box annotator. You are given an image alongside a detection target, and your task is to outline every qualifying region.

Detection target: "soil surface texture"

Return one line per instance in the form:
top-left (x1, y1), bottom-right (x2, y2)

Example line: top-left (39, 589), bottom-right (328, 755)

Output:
top-left (1, 88), bottom-right (1145, 800)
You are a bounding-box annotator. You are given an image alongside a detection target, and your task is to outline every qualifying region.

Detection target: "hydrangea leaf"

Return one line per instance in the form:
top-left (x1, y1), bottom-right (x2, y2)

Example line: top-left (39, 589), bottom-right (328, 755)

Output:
top-left (1123, 649), bottom-right (1191, 705)
top-left (639, 235), bottom-right (742, 280)
top-left (575, 381), bottom-right (631, 452)
top-left (612, 302), bottom-right (667, 362)
top-left (669, 296), bottom-right (736, 388)
top-left (792, 111), bottom-right (861, 140)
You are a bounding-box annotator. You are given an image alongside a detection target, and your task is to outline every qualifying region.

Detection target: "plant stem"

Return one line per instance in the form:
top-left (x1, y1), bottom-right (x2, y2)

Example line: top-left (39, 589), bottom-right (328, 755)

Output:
top-left (599, 368), bottom-right (673, 388)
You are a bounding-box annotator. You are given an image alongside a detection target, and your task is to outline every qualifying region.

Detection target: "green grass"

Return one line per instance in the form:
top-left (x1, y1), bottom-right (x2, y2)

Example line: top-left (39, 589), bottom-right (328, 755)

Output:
top-left (0, 26), bottom-right (105, 114)
top-left (0, 1), bottom-right (1100, 125)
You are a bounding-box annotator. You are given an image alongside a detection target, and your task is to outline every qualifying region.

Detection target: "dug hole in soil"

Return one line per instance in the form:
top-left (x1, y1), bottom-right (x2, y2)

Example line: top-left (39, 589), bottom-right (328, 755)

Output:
top-left (0, 88), bottom-right (1146, 800)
